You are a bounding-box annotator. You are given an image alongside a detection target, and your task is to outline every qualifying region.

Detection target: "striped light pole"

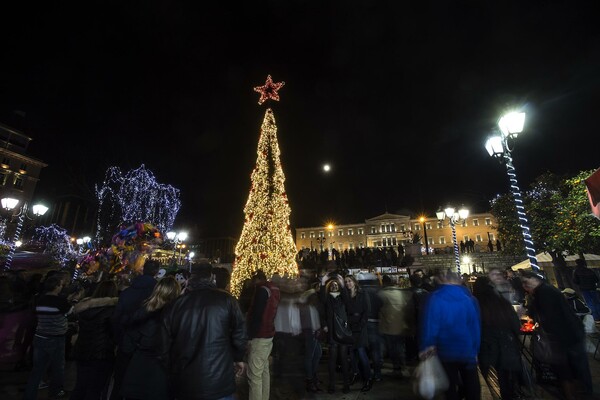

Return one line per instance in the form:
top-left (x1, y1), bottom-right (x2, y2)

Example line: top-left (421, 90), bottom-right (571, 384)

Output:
top-left (437, 206), bottom-right (469, 274)
top-left (485, 111), bottom-right (539, 271)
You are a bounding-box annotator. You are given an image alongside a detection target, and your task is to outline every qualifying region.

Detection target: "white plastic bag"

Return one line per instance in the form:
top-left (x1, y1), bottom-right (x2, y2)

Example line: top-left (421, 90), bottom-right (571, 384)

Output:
top-left (583, 314), bottom-right (596, 334)
top-left (413, 355), bottom-right (449, 399)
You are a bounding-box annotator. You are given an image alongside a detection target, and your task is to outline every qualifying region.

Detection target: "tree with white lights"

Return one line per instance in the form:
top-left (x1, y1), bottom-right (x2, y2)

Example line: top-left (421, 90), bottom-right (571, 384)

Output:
top-left (230, 76), bottom-right (298, 297)
top-left (95, 165), bottom-right (180, 244)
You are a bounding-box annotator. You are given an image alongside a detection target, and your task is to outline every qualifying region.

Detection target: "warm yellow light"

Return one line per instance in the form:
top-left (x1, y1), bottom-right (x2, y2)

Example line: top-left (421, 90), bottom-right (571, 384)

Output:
top-left (419, 216), bottom-right (425, 223)
top-left (230, 107), bottom-right (299, 297)
top-left (327, 224), bottom-right (334, 230)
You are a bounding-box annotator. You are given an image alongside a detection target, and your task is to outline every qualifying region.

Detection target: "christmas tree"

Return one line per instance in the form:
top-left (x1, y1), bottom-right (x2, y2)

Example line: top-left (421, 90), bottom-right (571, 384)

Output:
top-left (230, 76), bottom-right (299, 297)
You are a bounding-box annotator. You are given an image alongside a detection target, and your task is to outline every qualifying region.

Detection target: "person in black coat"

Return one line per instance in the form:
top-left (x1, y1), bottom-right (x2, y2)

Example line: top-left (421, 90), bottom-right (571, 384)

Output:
top-left (343, 275), bottom-right (373, 392)
top-left (319, 274), bottom-right (351, 394)
top-left (120, 276), bottom-right (181, 400)
top-left (473, 276), bottom-right (522, 400)
top-left (110, 261), bottom-right (159, 400)
top-left (70, 281), bottom-right (119, 400)
top-left (521, 270), bottom-right (593, 400)
top-left (159, 263), bottom-right (247, 400)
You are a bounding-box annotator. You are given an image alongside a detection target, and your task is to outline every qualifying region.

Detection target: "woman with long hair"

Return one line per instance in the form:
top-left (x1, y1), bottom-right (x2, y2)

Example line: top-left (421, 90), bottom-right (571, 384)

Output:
top-left (319, 274), bottom-right (351, 394)
top-left (71, 280), bottom-right (119, 400)
top-left (121, 276), bottom-right (181, 400)
top-left (343, 275), bottom-right (373, 392)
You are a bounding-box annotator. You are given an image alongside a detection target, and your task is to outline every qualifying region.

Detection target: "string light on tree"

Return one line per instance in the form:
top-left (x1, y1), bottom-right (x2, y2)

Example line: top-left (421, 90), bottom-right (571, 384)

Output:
top-left (230, 75), bottom-right (298, 297)
top-left (95, 165), bottom-right (181, 245)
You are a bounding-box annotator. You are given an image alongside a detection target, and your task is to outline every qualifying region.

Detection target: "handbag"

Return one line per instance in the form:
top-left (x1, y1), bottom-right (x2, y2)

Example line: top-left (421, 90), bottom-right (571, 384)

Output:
top-left (333, 312), bottom-right (354, 344)
top-left (532, 327), bottom-right (559, 364)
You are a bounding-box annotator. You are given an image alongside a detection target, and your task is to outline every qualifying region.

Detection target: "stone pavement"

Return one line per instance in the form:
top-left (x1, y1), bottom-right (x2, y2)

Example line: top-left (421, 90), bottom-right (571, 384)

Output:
top-left (2, 333), bottom-right (600, 400)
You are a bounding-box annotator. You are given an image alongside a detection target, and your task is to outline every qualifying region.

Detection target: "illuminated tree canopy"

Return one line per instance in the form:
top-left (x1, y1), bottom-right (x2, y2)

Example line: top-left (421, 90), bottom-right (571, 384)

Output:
top-left (95, 165), bottom-right (180, 244)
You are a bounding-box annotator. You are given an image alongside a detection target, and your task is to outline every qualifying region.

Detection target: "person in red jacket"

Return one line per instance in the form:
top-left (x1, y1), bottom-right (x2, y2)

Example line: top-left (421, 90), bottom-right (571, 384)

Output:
top-left (246, 270), bottom-right (281, 400)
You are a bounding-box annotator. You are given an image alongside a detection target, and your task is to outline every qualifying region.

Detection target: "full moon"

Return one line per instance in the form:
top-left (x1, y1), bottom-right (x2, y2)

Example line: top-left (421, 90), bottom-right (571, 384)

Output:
top-left (323, 164), bottom-right (331, 172)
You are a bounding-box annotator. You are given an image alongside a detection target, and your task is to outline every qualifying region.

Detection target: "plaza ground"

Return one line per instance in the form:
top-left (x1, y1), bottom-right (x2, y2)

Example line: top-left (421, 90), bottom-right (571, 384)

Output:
top-left (3, 333), bottom-right (600, 400)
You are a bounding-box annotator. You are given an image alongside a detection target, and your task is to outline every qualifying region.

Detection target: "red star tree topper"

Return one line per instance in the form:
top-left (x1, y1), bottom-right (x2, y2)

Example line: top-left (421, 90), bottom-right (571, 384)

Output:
top-left (253, 75), bottom-right (285, 105)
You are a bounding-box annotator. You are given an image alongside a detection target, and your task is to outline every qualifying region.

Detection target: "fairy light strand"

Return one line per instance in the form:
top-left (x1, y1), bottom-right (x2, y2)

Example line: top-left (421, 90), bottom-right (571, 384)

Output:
top-left (95, 165), bottom-right (180, 245)
top-left (504, 149), bottom-right (540, 271)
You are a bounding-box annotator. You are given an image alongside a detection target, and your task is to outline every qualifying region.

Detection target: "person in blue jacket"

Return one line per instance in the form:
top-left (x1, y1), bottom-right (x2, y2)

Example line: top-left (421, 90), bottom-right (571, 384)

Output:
top-left (419, 269), bottom-right (481, 400)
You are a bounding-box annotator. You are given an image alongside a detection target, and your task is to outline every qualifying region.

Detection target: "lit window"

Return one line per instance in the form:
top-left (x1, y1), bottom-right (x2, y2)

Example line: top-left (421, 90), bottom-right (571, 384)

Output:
top-left (359, 242), bottom-right (364, 248)
top-left (461, 220), bottom-right (467, 227)
top-left (349, 243), bottom-right (354, 249)
top-left (473, 219), bottom-right (479, 227)
top-left (391, 224), bottom-right (396, 232)
top-left (358, 228), bottom-right (364, 235)
top-left (485, 218), bottom-right (491, 226)
top-left (310, 232), bottom-right (315, 238)
top-left (400, 224), bottom-right (406, 231)
top-left (437, 221), bottom-right (443, 229)
top-left (428, 238), bottom-right (434, 245)
top-left (489, 233), bottom-right (495, 241)
top-left (300, 232), bottom-right (305, 239)
top-left (463, 235), bottom-right (469, 241)
top-left (439, 237), bottom-right (446, 244)
top-left (414, 223), bottom-right (421, 231)
top-left (371, 227), bottom-right (376, 234)
top-left (476, 234), bottom-right (482, 242)
top-left (338, 229), bottom-right (343, 236)
top-left (348, 229), bottom-right (353, 236)
top-left (426, 222), bottom-right (432, 230)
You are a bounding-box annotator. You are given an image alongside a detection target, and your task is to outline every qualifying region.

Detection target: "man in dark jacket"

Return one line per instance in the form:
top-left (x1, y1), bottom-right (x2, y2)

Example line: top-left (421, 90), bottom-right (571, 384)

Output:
top-left (246, 270), bottom-right (280, 400)
top-left (522, 270), bottom-right (593, 398)
top-left (110, 260), bottom-right (159, 400)
top-left (573, 259), bottom-right (600, 321)
top-left (160, 263), bottom-right (247, 400)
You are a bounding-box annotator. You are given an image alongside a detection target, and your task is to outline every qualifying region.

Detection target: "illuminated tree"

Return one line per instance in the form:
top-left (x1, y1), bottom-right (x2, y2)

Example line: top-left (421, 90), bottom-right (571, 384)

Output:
top-left (230, 76), bottom-right (298, 296)
top-left (491, 170), bottom-right (600, 286)
top-left (95, 165), bottom-right (180, 245)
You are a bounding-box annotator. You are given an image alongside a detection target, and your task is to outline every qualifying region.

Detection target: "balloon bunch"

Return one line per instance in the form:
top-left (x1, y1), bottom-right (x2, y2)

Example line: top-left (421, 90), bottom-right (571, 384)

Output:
top-left (107, 222), bottom-right (163, 274)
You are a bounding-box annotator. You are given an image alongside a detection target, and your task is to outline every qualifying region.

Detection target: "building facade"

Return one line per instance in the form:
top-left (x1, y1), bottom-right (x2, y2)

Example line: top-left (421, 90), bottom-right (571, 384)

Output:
top-left (0, 123), bottom-right (47, 211)
top-left (295, 212), bottom-right (499, 253)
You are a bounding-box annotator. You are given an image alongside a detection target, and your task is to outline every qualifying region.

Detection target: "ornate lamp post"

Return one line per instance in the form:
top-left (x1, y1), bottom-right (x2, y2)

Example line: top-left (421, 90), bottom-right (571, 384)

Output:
top-left (485, 111), bottom-right (539, 271)
top-left (436, 205), bottom-right (469, 274)
top-left (1, 198), bottom-right (49, 270)
top-left (166, 231), bottom-right (188, 266)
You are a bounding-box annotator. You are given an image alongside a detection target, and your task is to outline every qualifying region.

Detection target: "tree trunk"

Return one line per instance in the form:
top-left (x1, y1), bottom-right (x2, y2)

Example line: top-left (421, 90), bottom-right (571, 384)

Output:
top-left (549, 251), bottom-right (570, 289)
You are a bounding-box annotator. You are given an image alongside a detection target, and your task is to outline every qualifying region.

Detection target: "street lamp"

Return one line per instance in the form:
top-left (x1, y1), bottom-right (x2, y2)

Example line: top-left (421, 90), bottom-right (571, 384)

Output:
top-left (166, 231), bottom-right (188, 266)
top-left (1, 198), bottom-right (49, 270)
top-left (419, 216), bottom-right (430, 255)
top-left (485, 111), bottom-right (539, 271)
top-left (436, 205), bottom-right (469, 274)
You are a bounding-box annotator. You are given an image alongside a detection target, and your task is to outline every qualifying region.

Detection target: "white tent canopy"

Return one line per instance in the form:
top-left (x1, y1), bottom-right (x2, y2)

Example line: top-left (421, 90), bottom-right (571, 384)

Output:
top-left (511, 253), bottom-right (600, 270)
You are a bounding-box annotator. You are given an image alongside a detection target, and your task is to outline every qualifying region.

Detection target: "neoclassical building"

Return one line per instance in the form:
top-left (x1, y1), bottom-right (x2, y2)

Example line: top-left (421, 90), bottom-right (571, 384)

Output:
top-left (295, 212), bottom-right (499, 253)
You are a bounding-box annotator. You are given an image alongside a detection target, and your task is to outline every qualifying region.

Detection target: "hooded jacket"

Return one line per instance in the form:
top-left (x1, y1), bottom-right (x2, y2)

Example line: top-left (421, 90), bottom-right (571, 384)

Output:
top-left (160, 282), bottom-right (247, 400)
top-left (420, 284), bottom-right (481, 363)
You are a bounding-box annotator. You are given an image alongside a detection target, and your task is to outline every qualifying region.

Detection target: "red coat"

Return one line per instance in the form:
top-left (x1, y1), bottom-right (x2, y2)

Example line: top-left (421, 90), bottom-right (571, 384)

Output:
top-left (247, 281), bottom-right (280, 338)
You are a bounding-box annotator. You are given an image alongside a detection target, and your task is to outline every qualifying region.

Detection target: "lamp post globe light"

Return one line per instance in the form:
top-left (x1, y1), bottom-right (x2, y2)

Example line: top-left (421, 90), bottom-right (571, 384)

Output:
top-left (1, 198), bottom-right (49, 270)
top-left (485, 111), bottom-right (539, 271)
top-left (436, 205), bottom-right (469, 274)
top-left (166, 231), bottom-right (188, 266)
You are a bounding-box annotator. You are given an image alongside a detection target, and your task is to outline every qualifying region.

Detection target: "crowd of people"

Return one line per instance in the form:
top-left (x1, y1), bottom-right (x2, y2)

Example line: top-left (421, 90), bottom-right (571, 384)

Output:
top-left (0, 257), bottom-right (598, 400)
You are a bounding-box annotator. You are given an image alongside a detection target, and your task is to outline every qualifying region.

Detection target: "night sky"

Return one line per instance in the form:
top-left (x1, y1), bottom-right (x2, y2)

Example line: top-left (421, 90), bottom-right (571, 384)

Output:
top-left (1, 1), bottom-right (598, 238)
